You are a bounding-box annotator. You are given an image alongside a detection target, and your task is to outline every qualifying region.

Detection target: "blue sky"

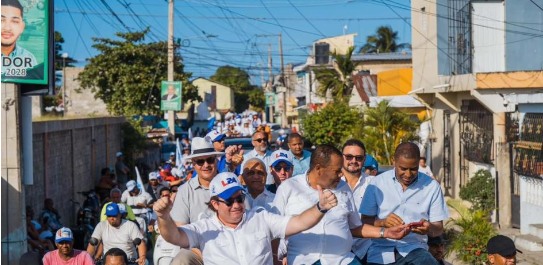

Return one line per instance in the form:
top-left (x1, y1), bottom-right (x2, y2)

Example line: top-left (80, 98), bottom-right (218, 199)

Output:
top-left (54, 0), bottom-right (412, 84)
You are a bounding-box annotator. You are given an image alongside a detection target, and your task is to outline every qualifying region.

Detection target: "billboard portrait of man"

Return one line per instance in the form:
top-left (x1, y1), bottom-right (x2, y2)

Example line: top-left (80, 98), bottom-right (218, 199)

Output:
top-left (162, 84), bottom-right (179, 101)
top-left (1, 0), bottom-right (38, 73)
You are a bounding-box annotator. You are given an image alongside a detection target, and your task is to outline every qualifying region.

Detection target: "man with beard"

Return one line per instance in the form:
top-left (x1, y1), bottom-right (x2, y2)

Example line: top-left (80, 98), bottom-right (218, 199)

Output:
top-left (43, 227), bottom-right (94, 265)
top-left (273, 144), bottom-right (411, 265)
top-left (341, 139), bottom-right (375, 263)
top-left (242, 131), bottom-right (274, 184)
top-left (360, 142), bottom-right (449, 265)
top-left (427, 235), bottom-right (452, 265)
top-left (1, 0), bottom-right (37, 73)
top-left (287, 133), bottom-right (311, 177)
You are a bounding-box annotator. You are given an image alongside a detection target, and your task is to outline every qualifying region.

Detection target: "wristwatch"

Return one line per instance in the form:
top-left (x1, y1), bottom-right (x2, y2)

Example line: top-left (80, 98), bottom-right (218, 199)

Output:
top-left (316, 202), bottom-right (328, 213)
top-left (380, 227), bottom-right (386, 238)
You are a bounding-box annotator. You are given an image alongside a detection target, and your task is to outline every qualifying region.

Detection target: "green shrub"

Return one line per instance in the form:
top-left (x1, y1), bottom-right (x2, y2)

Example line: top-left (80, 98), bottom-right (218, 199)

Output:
top-left (459, 169), bottom-right (495, 211)
top-left (446, 199), bottom-right (497, 264)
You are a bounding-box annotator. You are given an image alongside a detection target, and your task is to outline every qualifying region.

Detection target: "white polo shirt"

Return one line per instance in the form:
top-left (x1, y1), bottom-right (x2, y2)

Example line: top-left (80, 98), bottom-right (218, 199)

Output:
top-left (246, 188), bottom-right (275, 212)
top-left (181, 209), bottom-right (291, 265)
top-left (342, 173), bottom-right (374, 259)
top-left (272, 174), bottom-right (362, 265)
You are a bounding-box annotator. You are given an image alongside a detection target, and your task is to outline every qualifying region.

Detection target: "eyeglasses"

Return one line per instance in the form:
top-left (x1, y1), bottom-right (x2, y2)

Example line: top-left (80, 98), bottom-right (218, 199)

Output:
top-left (253, 138), bottom-right (267, 143)
top-left (193, 157), bottom-right (216, 166)
top-left (217, 194), bottom-right (245, 207)
top-left (273, 165), bottom-right (292, 172)
top-left (343, 154), bottom-right (365, 162)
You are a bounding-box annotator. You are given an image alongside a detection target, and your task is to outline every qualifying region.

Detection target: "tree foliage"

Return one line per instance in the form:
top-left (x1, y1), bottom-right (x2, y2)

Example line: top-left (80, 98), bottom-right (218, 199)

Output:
top-left (362, 100), bottom-right (420, 165)
top-left (210, 66), bottom-right (264, 113)
top-left (301, 101), bottom-right (361, 146)
top-left (54, 31), bottom-right (75, 71)
top-left (314, 46), bottom-right (360, 101)
top-left (359, 26), bottom-right (411, 54)
top-left (78, 28), bottom-right (201, 116)
top-left (459, 169), bottom-right (496, 211)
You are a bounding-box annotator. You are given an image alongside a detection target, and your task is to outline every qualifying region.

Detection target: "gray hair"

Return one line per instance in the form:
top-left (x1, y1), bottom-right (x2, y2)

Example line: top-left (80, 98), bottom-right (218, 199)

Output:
top-left (110, 188), bottom-right (122, 197)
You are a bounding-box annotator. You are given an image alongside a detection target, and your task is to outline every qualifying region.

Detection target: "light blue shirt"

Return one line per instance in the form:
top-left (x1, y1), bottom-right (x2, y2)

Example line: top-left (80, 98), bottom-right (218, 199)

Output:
top-left (290, 150), bottom-right (311, 177)
top-left (242, 149), bottom-right (274, 184)
top-left (359, 169), bottom-right (449, 264)
top-left (1, 44), bottom-right (37, 74)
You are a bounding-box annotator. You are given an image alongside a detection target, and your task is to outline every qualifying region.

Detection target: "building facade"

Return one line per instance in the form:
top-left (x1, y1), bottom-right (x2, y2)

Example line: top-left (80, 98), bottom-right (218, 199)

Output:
top-left (411, 0), bottom-right (543, 250)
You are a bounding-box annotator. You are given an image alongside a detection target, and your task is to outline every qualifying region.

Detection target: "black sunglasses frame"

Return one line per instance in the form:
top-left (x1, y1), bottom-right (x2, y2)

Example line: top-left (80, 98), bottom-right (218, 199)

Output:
top-left (217, 194), bottom-right (245, 207)
top-left (193, 157), bottom-right (216, 166)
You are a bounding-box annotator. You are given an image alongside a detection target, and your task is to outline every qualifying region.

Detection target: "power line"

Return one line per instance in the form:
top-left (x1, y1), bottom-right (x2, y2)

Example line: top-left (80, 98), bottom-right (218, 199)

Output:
top-left (529, 0), bottom-right (543, 12)
top-left (259, 0), bottom-right (309, 54)
top-left (287, 0), bottom-right (327, 37)
top-left (61, 0), bottom-right (92, 57)
top-left (98, 0), bottom-right (131, 31)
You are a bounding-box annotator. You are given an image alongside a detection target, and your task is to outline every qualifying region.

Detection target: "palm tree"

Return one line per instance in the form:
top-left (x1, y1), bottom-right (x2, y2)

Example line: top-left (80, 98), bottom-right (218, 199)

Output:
top-left (313, 46), bottom-right (360, 101)
top-left (362, 100), bottom-right (420, 164)
top-left (359, 26), bottom-right (411, 54)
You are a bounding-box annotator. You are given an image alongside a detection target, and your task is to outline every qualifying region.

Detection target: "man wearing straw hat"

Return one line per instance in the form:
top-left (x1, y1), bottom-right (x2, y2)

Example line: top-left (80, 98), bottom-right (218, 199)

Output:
top-left (169, 137), bottom-right (244, 265)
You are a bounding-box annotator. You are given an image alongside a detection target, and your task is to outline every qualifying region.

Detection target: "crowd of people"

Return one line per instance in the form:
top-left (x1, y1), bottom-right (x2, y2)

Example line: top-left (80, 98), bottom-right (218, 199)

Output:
top-left (24, 127), bottom-right (522, 265)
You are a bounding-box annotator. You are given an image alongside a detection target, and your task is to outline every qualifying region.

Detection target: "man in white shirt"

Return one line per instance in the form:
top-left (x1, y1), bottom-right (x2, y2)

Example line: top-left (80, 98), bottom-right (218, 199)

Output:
top-left (341, 139), bottom-right (375, 263)
top-left (242, 158), bottom-right (275, 212)
top-left (155, 172), bottom-right (347, 265)
top-left (360, 142), bottom-right (449, 265)
top-left (273, 144), bottom-right (410, 265)
top-left (88, 203), bottom-right (146, 265)
top-left (242, 131), bottom-right (274, 184)
top-left (121, 180), bottom-right (153, 217)
top-left (418, 157), bottom-right (436, 180)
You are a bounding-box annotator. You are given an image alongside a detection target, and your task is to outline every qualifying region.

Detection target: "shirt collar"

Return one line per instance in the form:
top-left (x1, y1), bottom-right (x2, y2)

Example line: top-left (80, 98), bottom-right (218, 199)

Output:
top-left (341, 172), bottom-right (371, 189)
top-left (191, 176), bottom-right (209, 190)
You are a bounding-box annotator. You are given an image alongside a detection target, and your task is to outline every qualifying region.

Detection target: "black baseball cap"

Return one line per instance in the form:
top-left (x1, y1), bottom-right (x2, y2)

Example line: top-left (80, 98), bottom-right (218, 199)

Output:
top-left (428, 235), bottom-right (447, 245)
top-left (487, 235), bottom-right (522, 256)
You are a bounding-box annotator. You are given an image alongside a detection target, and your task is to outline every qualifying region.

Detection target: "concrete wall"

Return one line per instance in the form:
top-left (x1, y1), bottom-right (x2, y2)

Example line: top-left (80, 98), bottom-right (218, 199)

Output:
top-left (192, 78), bottom-right (235, 110)
top-left (314, 34), bottom-right (357, 55)
top-left (25, 117), bottom-right (125, 227)
top-left (64, 67), bottom-right (110, 117)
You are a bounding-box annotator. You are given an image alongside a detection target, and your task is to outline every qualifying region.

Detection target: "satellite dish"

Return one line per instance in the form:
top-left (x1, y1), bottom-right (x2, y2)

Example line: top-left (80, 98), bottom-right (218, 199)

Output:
top-left (343, 25), bottom-right (348, 35)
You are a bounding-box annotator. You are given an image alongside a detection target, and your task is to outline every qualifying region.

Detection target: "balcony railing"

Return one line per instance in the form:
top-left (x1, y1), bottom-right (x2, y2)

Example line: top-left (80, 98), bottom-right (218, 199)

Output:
top-left (513, 113), bottom-right (543, 179)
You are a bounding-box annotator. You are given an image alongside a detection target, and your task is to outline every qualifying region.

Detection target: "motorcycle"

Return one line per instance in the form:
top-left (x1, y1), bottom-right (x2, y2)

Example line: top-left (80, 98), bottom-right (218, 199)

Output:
top-left (70, 190), bottom-right (101, 249)
top-left (89, 237), bottom-right (147, 265)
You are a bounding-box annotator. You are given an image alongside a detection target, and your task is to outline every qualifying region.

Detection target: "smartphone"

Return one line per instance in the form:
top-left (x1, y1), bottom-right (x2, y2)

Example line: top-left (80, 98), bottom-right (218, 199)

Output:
top-left (409, 222), bottom-right (424, 228)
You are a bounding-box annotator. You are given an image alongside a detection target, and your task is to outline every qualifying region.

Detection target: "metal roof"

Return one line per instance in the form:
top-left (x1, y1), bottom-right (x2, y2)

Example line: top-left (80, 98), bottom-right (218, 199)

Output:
top-left (351, 52), bottom-right (412, 62)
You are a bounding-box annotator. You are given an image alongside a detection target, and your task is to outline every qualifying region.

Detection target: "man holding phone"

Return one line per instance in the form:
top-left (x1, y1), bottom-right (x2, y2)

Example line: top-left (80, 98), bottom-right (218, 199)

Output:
top-left (360, 143), bottom-right (449, 265)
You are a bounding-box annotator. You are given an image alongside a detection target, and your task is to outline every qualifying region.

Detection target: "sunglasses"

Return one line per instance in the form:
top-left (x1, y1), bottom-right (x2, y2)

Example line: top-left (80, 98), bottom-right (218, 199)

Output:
top-left (273, 165), bottom-right (292, 172)
top-left (343, 154), bottom-right (365, 162)
top-left (193, 157), bottom-right (216, 166)
top-left (171, 189), bottom-right (178, 193)
top-left (253, 138), bottom-right (267, 143)
top-left (217, 194), bottom-right (245, 207)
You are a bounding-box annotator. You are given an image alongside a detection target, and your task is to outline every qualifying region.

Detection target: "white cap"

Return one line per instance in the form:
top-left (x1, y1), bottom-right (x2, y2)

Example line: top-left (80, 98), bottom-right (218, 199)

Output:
top-left (206, 130), bottom-right (226, 142)
top-left (149, 172), bottom-right (159, 180)
top-left (126, 180), bottom-right (137, 191)
top-left (209, 172), bottom-right (244, 200)
top-left (118, 203), bottom-right (128, 214)
top-left (116, 152), bottom-right (123, 157)
top-left (55, 227), bottom-right (73, 243)
top-left (270, 150), bottom-right (293, 167)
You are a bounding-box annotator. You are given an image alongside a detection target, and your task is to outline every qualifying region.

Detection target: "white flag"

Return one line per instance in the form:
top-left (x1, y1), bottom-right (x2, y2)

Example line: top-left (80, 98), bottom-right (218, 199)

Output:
top-left (176, 138), bottom-right (183, 170)
top-left (135, 166), bottom-right (144, 189)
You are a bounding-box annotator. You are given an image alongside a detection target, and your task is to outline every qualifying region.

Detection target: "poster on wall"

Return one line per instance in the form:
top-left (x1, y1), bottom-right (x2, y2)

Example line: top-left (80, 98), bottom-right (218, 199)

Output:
top-left (161, 81), bottom-right (182, 111)
top-left (1, 0), bottom-right (50, 85)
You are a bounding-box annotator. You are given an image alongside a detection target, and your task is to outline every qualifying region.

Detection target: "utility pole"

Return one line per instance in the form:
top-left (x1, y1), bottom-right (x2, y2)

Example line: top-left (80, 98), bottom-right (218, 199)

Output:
top-left (279, 34), bottom-right (288, 128)
top-left (268, 44), bottom-right (273, 123)
top-left (62, 53), bottom-right (68, 117)
top-left (167, 0), bottom-right (175, 140)
top-left (268, 44), bottom-right (272, 91)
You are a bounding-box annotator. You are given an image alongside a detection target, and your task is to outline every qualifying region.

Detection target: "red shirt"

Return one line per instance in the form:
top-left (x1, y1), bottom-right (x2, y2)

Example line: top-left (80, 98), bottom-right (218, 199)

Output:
top-left (43, 249), bottom-right (94, 265)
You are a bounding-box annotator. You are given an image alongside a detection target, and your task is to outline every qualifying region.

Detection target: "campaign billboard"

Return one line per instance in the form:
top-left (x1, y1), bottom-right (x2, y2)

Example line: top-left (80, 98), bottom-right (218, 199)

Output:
top-left (161, 81), bottom-right (182, 111)
top-left (1, 0), bottom-right (50, 85)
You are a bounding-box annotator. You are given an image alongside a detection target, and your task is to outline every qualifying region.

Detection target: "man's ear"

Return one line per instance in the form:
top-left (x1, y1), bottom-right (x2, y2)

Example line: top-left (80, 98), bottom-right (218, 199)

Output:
top-left (488, 254), bottom-right (495, 264)
top-left (211, 200), bottom-right (219, 211)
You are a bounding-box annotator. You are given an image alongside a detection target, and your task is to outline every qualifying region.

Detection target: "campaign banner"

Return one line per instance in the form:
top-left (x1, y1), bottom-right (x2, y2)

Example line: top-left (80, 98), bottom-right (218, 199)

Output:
top-left (266, 92), bottom-right (276, 105)
top-left (161, 81), bottom-right (182, 111)
top-left (1, 0), bottom-right (50, 84)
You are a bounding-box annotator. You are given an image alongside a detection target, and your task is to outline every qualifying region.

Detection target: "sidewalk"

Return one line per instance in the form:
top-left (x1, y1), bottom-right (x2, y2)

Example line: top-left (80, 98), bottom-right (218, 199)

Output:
top-left (498, 228), bottom-right (543, 265)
